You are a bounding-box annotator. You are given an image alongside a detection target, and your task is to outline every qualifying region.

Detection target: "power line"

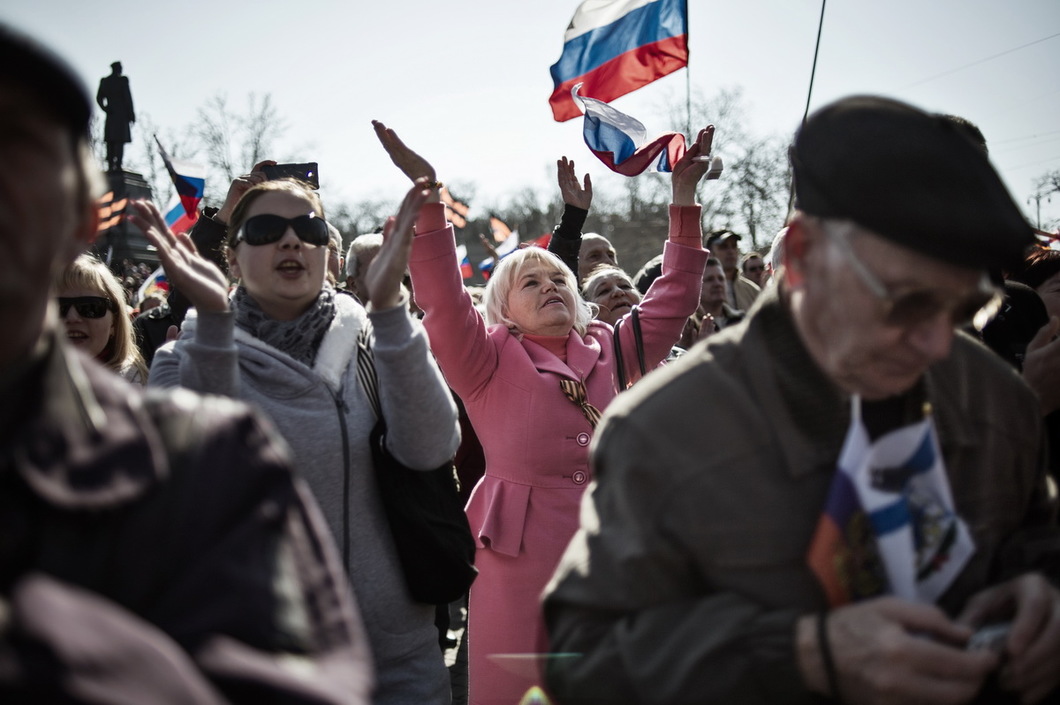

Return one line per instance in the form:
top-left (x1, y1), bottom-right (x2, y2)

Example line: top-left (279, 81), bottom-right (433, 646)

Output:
top-left (899, 32), bottom-right (1060, 90)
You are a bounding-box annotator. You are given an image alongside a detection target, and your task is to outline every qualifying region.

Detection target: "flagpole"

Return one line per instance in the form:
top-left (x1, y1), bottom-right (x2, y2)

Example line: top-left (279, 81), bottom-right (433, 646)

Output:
top-left (684, 0), bottom-right (691, 138)
top-left (789, 0), bottom-right (827, 213)
top-left (801, 0), bottom-right (827, 128)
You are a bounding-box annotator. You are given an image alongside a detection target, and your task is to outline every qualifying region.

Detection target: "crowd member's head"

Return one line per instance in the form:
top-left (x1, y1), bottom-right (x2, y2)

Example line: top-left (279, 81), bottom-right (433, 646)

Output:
top-left (784, 95), bottom-right (1033, 400)
top-left (1011, 246), bottom-right (1060, 321)
top-left (225, 179), bottom-right (330, 321)
top-left (581, 264), bottom-right (641, 326)
top-left (632, 253), bottom-right (663, 296)
top-left (345, 233), bottom-right (383, 304)
top-left (578, 233), bottom-right (617, 284)
top-left (764, 226), bottom-right (788, 286)
top-left (137, 292), bottom-right (166, 314)
top-left (485, 246), bottom-right (594, 337)
top-left (741, 252), bottom-right (765, 287)
top-left (0, 24), bottom-right (104, 371)
top-left (55, 253), bottom-right (146, 381)
top-left (706, 229), bottom-right (741, 277)
top-left (699, 257), bottom-right (727, 312)
top-left (326, 222), bottom-right (344, 286)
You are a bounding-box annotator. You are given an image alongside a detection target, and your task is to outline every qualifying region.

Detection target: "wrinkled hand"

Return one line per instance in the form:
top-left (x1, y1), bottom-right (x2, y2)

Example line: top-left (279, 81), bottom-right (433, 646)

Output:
top-left (800, 597), bottom-right (998, 705)
top-left (557, 156), bottom-right (593, 210)
top-left (129, 200), bottom-right (230, 315)
top-left (1022, 317), bottom-right (1060, 415)
top-left (364, 179), bottom-right (431, 312)
top-left (671, 125), bottom-right (717, 206)
top-left (372, 120), bottom-right (436, 184)
top-left (959, 573), bottom-right (1060, 703)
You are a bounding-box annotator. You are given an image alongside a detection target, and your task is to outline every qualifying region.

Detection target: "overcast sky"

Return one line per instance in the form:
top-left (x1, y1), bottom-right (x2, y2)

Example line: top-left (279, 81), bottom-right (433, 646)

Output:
top-left (5, 0), bottom-right (1059, 229)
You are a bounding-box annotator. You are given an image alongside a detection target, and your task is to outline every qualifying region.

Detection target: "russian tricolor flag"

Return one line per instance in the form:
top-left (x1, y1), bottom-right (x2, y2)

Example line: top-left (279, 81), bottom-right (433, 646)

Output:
top-left (155, 136), bottom-right (206, 219)
top-left (164, 196), bottom-right (199, 235)
top-left (456, 244), bottom-right (474, 280)
top-left (575, 84), bottom-right (686, 175)
top-left (549, 0), bottom-right (688, 123)
top-left (478, 230), bottom-right (520, 280)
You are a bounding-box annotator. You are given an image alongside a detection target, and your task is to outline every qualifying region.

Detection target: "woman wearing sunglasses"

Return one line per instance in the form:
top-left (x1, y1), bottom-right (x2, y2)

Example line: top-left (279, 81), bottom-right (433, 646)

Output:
top-left (134, 178), bottom-right (461, 705)
top-left (55, 253), bottom-right (147, 383)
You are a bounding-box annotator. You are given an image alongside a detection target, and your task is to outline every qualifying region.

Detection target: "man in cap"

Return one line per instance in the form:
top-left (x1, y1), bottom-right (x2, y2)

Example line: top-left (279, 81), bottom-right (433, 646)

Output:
top-left (707, 227), bottom-right (761, 311)
top-left (544, 96), bottom-right (1059, 704)
top-left (0, 23), bottom-right (373, 702)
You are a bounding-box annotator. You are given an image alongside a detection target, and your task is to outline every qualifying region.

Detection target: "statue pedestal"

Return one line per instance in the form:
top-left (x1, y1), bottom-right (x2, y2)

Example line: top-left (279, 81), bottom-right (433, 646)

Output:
top-left (92, 170), bottom-right (158, 266)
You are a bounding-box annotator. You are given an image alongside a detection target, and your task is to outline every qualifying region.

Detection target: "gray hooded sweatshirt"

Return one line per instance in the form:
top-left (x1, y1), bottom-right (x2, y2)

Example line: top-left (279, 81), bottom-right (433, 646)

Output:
top-left (150, 293), bottom-right (460, 705)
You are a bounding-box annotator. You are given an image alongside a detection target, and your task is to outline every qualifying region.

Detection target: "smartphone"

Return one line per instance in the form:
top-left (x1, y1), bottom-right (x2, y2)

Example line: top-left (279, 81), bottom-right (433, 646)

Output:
top-left (262, 162), bottom-right (319, 189)
top-left (967, 622), bottom-right (1011, 653)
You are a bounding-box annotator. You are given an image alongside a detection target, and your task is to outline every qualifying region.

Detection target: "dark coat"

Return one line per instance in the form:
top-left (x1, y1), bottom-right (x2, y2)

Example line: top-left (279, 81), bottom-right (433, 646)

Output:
top-left (0, 338), bottom-right (374, 703)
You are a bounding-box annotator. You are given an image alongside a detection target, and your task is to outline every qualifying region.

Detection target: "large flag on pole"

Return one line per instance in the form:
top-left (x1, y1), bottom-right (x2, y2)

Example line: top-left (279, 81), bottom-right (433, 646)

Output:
top-left (154, 135), bottom-right (205, 218)
top-left (549, 0), bottom-right (688, 122)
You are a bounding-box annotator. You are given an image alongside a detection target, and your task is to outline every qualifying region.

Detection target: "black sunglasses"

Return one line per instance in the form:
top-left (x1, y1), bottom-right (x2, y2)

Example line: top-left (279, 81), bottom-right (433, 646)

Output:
top-left (58, 296), bottom-right (115, 319)
top-left (236, 214), bottom-right (330, 247)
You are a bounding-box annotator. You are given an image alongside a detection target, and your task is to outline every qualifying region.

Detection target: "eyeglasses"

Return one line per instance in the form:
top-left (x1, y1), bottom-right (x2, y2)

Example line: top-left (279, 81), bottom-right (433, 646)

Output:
top-left (58, 296), bottom-right (115, 319)
top-left (235, 214), bottom-right (330, 247)
top-left (745, 264), bottom-right (765, 273)
top-left (822, 221), bottom-right (1001, 331)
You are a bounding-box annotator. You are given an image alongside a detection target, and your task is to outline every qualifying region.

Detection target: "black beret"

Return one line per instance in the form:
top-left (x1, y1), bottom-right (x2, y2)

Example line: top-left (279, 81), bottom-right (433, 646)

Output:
top-left (790, 95), bottom-right (1034, 270)
top-left (0, 23), bottom-right (92, 139)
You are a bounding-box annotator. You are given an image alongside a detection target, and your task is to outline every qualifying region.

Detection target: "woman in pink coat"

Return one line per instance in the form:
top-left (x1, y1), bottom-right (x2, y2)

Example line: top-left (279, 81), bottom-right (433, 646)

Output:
top-left (375, 122), bottom-right (717, 705)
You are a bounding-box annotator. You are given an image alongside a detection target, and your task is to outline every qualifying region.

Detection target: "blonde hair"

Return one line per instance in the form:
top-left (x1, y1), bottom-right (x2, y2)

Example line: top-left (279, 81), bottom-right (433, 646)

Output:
top-left (483, 247), bottom-right (595, 337)
top-left (56, 253), bottom-right (147, 381)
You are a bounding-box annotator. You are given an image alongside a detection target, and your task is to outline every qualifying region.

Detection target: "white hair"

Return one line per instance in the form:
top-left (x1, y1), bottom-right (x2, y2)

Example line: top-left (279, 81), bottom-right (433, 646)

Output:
top-left (483, 248), bottom-right (595, 337)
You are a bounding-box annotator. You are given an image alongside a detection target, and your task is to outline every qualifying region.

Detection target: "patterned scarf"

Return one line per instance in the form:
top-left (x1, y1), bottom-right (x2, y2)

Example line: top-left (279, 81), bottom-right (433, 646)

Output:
top-left (232, 284), bottom-right (336, 368)
top-left (560, 379), bottom-right (602, 428)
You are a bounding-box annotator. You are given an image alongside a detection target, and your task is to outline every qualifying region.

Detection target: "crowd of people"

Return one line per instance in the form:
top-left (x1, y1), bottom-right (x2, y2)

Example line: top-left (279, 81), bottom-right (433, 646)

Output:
top-left (3, 18), bottom-right (1059, 705)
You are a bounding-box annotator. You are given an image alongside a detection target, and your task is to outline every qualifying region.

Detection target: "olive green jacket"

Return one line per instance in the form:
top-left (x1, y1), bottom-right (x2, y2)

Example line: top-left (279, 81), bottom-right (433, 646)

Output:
top-left (544, 286), bottom-right (1057, 705)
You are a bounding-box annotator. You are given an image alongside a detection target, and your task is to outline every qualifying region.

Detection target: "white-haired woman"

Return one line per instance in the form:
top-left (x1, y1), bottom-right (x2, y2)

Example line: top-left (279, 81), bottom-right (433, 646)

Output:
top-left (375, 121), bottom-right (716, 705)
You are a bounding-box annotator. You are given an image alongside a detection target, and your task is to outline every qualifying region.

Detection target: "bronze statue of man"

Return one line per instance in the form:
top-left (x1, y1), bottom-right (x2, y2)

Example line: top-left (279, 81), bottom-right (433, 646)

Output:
top-left (96, 61), bottom-right (134, 172)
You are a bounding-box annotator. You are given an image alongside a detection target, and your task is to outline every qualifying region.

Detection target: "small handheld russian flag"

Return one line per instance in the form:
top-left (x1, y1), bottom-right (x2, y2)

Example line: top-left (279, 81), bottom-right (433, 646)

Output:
top-left (574, 84), bottom-right (684, 176)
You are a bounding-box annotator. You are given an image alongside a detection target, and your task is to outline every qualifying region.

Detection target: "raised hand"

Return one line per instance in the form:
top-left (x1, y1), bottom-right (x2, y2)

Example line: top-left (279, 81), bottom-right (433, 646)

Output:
top-left (671, 125), bottom-right (717, 206)
top-left (128, 200), bottom-right (230, 315)
top-left (363, 179), bottom-right (431, 312)
top-left (372, 120), bottom-right (436, 184)
top-left (216, 160), bottom-right (276, 224)
top-left (557, 156), bottom-right (593, 210)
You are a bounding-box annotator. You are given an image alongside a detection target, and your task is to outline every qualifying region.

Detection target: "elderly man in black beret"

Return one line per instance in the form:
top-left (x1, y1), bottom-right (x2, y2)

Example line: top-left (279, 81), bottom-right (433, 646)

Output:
top-left (0, 23), bottom-right (373, 703)
top-left (544, 95), bottom-right (1060, 705)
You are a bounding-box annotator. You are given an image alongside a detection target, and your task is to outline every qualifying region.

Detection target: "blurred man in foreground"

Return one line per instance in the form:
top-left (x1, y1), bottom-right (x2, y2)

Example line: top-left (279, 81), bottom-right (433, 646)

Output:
top-left (545, 96), bottom-right (1060, 705)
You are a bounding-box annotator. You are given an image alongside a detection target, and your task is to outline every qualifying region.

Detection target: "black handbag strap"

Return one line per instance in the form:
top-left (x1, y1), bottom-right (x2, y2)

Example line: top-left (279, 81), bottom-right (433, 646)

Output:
top-left (356, 328), bottom-right (381, 418)
top-left (613, 305), bottom-right (646, 391)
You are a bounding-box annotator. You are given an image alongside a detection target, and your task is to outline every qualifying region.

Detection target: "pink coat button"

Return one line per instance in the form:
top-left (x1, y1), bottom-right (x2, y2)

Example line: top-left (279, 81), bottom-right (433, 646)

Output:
top-left (572, 470), bottom-right (587, 485)
top-left (576, 433), bottom-right (590, 446)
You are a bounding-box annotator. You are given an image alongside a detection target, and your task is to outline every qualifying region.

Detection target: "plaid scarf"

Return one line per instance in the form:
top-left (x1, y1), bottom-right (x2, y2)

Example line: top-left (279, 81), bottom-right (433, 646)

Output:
top-left (232, 284), bottom-right (336, 368)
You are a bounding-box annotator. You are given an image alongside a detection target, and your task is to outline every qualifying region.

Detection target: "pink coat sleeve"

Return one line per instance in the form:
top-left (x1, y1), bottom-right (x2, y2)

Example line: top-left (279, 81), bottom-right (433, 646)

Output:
top-left (408, 212), bottom-right (500, 399)
top-left (614, 205), bottom-right (706, 383)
